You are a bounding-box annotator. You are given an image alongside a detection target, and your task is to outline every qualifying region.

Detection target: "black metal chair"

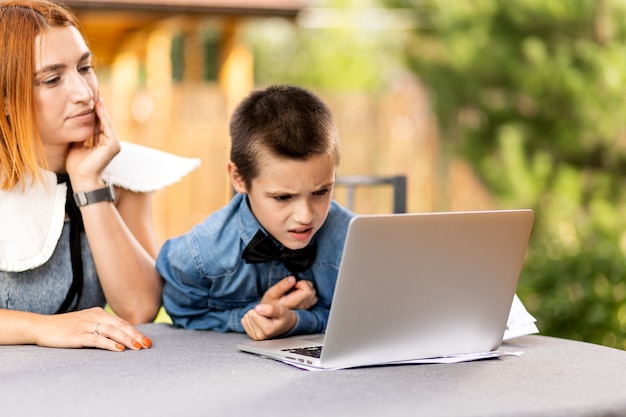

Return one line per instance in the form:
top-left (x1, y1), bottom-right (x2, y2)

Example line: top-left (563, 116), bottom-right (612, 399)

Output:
top-left (335, 175), bottom-right (407, 214)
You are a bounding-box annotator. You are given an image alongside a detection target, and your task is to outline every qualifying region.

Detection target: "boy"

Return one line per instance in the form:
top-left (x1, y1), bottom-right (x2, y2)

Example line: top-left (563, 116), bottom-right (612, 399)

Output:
top-left (156, 85), bottom-right (354, 340)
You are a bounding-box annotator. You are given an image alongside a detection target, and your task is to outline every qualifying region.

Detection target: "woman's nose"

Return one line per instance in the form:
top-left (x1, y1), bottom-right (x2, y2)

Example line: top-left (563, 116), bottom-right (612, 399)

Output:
top-left (69, 72), bottom-right (95, 104)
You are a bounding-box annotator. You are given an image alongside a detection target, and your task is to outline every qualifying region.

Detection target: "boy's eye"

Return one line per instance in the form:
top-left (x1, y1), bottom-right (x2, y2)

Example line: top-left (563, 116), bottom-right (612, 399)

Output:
top-left (274, 195), bottom-right (292, 202)
top-left (313, 188), bottom-right (330, 197)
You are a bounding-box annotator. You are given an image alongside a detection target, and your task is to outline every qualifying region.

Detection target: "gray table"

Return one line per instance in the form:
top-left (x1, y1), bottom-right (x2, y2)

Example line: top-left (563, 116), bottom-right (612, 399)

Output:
top-left (2, 323), bottom-right (626, 417)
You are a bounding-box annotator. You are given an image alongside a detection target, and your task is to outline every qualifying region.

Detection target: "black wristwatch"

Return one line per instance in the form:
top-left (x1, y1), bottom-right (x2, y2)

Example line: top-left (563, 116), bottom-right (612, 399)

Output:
top-left (73, 183), bottom-right (116, 207)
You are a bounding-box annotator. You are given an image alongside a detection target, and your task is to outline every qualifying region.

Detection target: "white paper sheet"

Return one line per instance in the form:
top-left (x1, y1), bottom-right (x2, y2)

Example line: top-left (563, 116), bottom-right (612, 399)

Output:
top-left (278, 350), bottom-right (524, 371)
top-left (503, 294), bottom-right (539, 340)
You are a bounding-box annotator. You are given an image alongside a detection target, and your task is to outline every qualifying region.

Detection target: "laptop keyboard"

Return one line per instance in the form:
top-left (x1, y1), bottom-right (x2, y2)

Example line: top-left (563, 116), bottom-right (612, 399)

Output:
top-left (281, 346), bottom-right (322, 358)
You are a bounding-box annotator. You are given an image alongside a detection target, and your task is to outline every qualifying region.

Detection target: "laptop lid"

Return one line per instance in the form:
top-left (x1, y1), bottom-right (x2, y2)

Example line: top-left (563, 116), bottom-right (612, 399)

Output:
top-left (238, 209), bottom-right (534, 369)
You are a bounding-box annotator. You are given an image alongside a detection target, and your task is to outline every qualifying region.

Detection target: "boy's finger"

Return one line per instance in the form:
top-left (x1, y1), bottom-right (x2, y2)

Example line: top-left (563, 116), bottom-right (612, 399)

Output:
top-left (294, 280), bottom-right (315, 292)
top-left (266, 276), bottom-right (296, 298)
top-left (255, 303), bottom-right (286, 318)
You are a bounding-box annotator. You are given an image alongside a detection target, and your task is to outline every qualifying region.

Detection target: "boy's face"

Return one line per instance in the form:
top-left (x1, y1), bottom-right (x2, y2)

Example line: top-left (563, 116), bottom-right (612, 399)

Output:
top-left (230, 151), bottom-right (336, 251)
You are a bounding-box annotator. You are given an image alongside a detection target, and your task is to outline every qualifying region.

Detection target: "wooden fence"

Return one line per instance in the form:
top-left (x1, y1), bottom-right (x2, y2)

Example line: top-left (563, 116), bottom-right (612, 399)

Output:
top-left (102, 75), bottom-right (494, 244)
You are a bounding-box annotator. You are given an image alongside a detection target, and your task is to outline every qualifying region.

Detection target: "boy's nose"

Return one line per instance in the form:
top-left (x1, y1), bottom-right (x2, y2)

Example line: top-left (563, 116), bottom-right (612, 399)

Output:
top-left (294, 201), bottom-right (314, 224)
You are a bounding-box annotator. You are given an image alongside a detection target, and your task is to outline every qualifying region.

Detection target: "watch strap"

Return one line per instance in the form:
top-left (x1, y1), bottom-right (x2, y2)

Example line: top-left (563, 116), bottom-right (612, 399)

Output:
top-left (73, 183), bottom-right (115, 207)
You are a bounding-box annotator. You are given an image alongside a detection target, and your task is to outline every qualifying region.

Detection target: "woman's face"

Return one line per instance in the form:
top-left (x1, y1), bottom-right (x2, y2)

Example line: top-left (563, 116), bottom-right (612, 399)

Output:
top-left (33, 25), bottom-right (97, 149)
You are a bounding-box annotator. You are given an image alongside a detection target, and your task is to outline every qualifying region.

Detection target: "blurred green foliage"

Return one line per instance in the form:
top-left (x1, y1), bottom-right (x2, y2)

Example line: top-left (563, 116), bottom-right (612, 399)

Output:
top-left (392, 0), bottom-right (626, 348)
top-left (248, 0), bottom-right (626, 348)
top-left (244, 1), bottom-right (404, 91)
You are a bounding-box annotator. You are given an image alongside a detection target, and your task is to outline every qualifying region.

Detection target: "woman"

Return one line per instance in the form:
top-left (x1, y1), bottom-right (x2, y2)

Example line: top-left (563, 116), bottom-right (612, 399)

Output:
top-left (0, 0), bottom-right (198, 351)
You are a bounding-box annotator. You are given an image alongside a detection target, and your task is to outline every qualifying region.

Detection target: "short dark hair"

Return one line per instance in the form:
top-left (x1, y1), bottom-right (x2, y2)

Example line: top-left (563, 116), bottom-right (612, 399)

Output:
top-left (229, 85), bottom-right (340, 189)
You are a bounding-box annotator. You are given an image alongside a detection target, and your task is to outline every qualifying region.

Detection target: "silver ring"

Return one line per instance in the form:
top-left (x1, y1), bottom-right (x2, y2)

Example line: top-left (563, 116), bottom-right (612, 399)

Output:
top-left (94, 323), bottom-right (101, 336)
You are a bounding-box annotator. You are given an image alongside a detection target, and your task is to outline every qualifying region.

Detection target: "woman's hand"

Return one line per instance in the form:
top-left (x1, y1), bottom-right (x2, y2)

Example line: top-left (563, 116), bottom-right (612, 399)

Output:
top-left (33, 307), bottom-right (153, 352)
top-left (66, 93), bottom-right (121, 191)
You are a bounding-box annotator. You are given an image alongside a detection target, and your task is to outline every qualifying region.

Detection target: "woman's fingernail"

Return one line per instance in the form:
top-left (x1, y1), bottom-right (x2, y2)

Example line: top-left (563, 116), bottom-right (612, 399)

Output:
top-left (142, 337), bottom-right (152, 348)
top-left (132, 340), bottom-right (142, 349)
top-left (116, 343), bottom-right (125, 351)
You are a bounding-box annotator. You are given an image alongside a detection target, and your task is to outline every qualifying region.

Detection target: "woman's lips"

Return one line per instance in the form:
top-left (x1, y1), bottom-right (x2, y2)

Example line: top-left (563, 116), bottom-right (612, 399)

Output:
top-left (68, 108), bottom-right (95, 122)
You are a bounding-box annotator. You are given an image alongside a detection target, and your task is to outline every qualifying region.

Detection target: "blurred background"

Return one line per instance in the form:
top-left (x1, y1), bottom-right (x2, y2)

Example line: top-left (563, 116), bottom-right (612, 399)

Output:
top-left (61, 0), bottom-right (626, 349)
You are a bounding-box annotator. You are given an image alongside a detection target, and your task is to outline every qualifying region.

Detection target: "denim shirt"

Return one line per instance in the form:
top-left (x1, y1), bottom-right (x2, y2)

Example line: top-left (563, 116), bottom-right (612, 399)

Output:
top-left (156, 193), bottom-right (354, 336)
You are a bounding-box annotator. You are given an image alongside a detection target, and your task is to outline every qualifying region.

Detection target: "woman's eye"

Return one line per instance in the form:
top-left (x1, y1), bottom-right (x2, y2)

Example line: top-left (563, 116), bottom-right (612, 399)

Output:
top-left (78, 65), bottom-right (93, 74)
top-left (41, 76), bottom-right (60, 86)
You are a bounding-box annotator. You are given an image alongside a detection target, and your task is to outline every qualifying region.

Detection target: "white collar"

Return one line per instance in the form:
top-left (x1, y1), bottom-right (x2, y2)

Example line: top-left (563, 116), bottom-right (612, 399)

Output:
top-left (0, 171), bottom-right (66, 272)
top-left (0, 142), bottom-right (200, 272)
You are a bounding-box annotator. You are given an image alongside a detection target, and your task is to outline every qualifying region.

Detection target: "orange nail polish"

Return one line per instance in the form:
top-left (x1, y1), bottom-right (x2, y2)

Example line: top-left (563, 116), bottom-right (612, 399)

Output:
top-left (116, 343), bottom-right (125, 351)
top-left (142, 336), bottom-right (152, 348)
top-left (132, 340), bottom-right (142, 349)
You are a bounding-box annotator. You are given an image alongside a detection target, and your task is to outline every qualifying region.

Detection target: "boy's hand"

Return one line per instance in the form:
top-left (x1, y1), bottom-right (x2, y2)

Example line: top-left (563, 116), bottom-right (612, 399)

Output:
top-left (261, 276), bottom-right (318, 310)
top-left (241, 304), bottom-right (297, 340)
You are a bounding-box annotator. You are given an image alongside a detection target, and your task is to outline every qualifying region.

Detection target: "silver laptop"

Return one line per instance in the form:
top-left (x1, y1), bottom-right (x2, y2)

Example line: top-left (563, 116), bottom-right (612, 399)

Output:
top-left (237, 209), bottom-right (534, 369)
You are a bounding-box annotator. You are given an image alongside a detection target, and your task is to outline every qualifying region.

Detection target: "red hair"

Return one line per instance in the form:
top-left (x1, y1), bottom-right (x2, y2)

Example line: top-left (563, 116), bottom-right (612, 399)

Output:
top-left (0, 0), bottom-right (80, 189)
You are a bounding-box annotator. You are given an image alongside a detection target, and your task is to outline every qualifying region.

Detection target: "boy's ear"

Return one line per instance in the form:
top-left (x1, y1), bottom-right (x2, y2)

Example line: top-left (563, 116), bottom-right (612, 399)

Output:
top-left (227, 161), bottom-right (247, 194)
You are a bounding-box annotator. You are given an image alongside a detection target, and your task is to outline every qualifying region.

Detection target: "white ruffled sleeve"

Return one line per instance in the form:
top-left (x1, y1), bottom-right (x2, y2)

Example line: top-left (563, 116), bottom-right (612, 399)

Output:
top-left (102, 142), bottom-right (201, 192)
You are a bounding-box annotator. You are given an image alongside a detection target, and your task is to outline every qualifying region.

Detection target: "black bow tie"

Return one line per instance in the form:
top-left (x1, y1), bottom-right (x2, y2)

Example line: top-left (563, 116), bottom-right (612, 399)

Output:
top-left (242, 230), bottom-right (317, 274)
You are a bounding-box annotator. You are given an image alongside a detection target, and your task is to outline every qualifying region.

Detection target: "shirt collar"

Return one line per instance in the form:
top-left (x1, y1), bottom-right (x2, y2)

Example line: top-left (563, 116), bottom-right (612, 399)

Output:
top-left (236, 193), bottom-right (266, 246)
